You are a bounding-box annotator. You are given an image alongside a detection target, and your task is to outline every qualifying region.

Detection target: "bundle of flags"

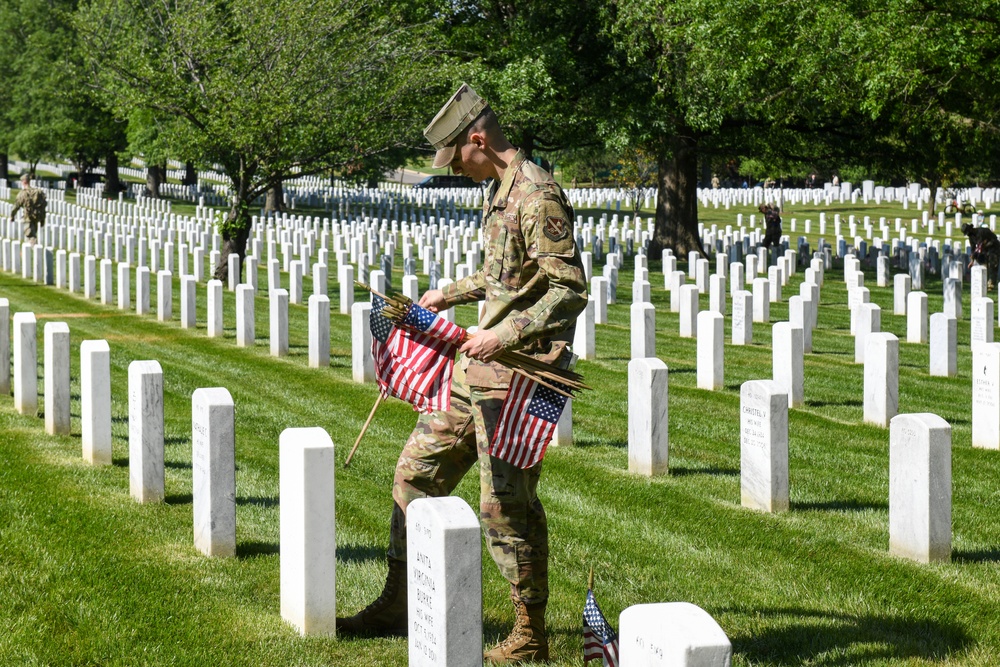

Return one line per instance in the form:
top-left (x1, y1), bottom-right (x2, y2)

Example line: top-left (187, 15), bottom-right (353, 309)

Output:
top-left (367, 288), bottom-right (575, 467)
top-left (370, 295), bottom-right (466, 414)
top-left (583, 587), bottom-right (619, 667)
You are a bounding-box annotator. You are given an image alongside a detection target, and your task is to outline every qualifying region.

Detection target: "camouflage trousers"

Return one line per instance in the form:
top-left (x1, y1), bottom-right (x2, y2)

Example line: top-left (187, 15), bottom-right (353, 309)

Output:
top-left (23, 221), bottom-right (38, 245)
top-left (386, 368), bottom-right (549, 604)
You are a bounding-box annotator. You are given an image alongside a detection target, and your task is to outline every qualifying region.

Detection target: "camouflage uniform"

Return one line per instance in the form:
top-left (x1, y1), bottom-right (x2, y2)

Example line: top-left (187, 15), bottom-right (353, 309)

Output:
top-left (11, 185), bottom-right (46, 245)
top-left (387, 150), bottom-right (587, 605)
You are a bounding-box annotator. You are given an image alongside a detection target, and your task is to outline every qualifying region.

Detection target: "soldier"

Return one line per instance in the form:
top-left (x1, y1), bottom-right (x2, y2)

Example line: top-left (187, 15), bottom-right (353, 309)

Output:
top-left (9, 173), bottom-right (47, 246)
top-left (962, 222), bottom-right (1000, 290)
top-left (337, 83), bottom-right (588, 664)
top-left (759, 203), bottom-right (782, 249)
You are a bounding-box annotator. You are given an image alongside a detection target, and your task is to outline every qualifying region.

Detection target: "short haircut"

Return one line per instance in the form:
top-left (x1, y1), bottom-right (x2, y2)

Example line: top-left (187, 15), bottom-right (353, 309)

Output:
top-left (20, 173), bottom-right (29, 183)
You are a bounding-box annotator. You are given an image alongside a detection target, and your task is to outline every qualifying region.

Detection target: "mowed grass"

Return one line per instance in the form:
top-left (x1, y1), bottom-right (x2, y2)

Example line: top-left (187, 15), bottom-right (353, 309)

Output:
top-left (0, 198), bottom-right (999, 665)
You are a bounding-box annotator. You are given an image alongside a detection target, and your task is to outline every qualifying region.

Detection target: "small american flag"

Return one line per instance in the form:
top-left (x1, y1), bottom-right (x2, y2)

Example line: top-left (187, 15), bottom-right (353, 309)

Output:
top-left (370, 296), bottom-right (464, 414)
top-left (489, 373), bottom-right (570, 468)
top-left (583, 588), bottom-right (619, 667)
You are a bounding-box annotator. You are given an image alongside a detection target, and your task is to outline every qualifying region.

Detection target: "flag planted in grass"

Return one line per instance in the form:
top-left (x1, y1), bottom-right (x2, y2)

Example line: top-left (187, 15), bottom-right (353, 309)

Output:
top-left (583, 588), bottom-right (619, 667)
top-left (489, 373), bottom-right (570, 468)
top-left (370, 295), bottom-right (462, 413)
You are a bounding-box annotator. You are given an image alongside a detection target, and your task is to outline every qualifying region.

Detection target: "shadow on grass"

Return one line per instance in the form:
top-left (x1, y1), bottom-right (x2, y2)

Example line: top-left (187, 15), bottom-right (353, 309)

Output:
top-left (337, 543), bottom-right (385, 564)
top-left (237, 541), bottom-right (279, 559)
top-left (953, 549), bottom-right (1000, 563)
top-left (670, 465), bottom-right (739, 477)
top-left (238, 496), bottom-right (279, 508)
top-left (571, 439), bottom-right (626, 449)
top-left (806, 398), bottom-right (862, 408)
top-left (793, 499), bottom-right (886, 512)
top-left (165, 460), bottom-right (192, 470)
top-left (726, 606), bottom-right (970, 665)
top-left (165, 493), bottom-right (193, 505)
top-left (164, 435), bottom-right (188, 446)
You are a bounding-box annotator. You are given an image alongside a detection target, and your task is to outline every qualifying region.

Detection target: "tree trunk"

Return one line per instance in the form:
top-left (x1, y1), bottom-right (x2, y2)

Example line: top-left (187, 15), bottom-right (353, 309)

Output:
top-left (146, 164), bottom-right (164, 198)
top-left (649, 134), bottom-right (704, 259)
top-left (182, 162), bottom-right (197, 186)
top-left (214, 200), bottom-right (251, 283)
top-left (0, 153), bottom-right (8, 183)
top-left (105, 151), bottom-right (122, 195)
top-left (927, 176), bottom-right (940, 218)
top-left (265, 180), bottom-right (284, 213)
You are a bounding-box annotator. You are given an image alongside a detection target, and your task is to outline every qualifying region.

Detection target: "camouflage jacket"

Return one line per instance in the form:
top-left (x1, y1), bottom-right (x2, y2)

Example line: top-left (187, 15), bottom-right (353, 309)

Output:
top-left (441, 150), bottom-right (588, 388)
top-left (11, 186), bottom-right (46, 224)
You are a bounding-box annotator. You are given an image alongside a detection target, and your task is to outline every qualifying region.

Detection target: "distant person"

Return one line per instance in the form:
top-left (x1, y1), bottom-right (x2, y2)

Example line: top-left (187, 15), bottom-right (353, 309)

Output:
top-left (759, 203), bottom-right (782, 249)
top-left (962, 222), bottom-right (1000, 290)
top-left (711, 174), bottom-right (720, 189)
top-left (832, 174), bottom-right (840, 187)
top-left (9, 173), bottom-right (47, 246)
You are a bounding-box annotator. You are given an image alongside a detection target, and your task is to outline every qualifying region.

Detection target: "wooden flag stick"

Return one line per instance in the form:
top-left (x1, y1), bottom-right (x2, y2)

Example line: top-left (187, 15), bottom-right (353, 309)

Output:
top-left (588, 565), bottom-right (595, 591)
top-left (344, 393), bottom-right (384, 468)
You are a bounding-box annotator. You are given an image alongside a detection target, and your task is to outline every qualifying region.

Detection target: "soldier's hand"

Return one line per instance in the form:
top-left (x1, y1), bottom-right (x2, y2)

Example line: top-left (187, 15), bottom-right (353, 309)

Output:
top-left (459, 329), bottom-right (503, 362)
top-left (418, 289), bottom-right (447, 313)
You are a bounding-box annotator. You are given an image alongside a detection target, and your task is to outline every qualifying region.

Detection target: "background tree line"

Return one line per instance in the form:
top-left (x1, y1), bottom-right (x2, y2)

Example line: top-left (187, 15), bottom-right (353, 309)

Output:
top-left (1, 0), bottom-right (998, 270)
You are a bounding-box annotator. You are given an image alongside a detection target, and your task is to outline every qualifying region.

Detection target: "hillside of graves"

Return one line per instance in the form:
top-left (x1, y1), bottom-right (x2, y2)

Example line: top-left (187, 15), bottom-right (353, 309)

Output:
top-left (0, 175), bottom-right (999, 665)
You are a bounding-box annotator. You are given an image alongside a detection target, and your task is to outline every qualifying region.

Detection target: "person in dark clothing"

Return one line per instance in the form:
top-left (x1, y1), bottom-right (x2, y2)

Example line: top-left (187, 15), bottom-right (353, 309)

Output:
top-left (759, 204), bottom-right (782, 249)
top-left (962, 222), bottom-right (1000, 290)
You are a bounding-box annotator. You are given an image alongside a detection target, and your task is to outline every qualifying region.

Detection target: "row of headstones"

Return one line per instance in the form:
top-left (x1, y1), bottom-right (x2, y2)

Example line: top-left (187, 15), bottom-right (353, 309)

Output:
top-left (1, 301), bottom-right (735, 665)
top-left (628, 356), bottom-right (1000, 564)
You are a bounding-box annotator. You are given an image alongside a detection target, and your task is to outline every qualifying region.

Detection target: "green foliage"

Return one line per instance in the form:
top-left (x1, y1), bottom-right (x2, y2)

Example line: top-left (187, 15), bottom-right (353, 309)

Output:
top-left (76, 0), bottom-right (454, 234)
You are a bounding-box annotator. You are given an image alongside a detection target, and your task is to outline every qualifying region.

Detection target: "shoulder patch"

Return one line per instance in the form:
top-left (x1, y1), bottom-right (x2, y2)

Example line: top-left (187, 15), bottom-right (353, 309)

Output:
top-left (543, 215), bottom-right (569, 242)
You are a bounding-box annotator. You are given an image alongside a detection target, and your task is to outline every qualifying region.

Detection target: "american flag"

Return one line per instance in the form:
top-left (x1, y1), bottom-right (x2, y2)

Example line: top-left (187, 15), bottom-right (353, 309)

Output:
top-left (489, 372), bottom-right (570, 468)
top-left (370, 296), bottom-right (464, 414)
top-left (583, 588), bottom-right (619, 667)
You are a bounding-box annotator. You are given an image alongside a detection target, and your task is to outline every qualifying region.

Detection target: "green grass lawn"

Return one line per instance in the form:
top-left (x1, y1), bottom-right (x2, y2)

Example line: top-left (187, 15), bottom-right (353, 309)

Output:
top-left (0, 196), bottom-right (999, 665)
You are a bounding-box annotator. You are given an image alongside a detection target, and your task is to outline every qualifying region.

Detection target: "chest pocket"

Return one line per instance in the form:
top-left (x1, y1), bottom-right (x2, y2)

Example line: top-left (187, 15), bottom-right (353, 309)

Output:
top-left (487, 224), bottom-right (507, 281)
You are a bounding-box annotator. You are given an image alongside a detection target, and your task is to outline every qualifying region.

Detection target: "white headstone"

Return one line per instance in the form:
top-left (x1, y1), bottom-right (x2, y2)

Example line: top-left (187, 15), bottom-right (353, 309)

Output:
top-left (889, 413), bottom-right (951, 563)
top-left (679, 284), bottom-right (699, 338)
top-left (752, 278), bottom-right (769, 323)
top-left (43, 322), bottom-right (71, 435)
top-left (100, 258), bottom-right (113, 304)
top-left (894, 274), bottom-right (911, 315)
top-left (732, 290), bottom-right (752, 345)
top-left (574, 299), bottom-right (596, 361)
top-left (309, 295), bottom-right (331, 368)
top-left (118, 263), bottom-right (131, 310)
top-left (631, 302), bottom-right (656, 359)
top-left (971, 298), bottom-right (994, 344)
top-left (339, 264), bottom-right (355, 315)
top-left (907, 291), bottom-right (928, 344)
top-left (352, 301), bottom-right (374, 383)
top-left (740, 380), bottom-right (789, 512)
top-left (592, 276), bottom-right (609, 325)
top-left (280, 427), bottom-right (337, 635)
top-left (207, 280), bottom-right (224, 337)
top-left (855, 303), bottom-right (881, 364)
top-left (407, 496), bottom-right (482, 667)
top-left (270, 289), bottom-right (289, 357)
top-left (864, 333), bottom-right (899, 427)
top-left (129, 360), bottom-right (164, 503)
top-left (81, 340), bottom-right (112, 466)
top-left (788, 296), bottom-right (811, 354)
top-left (157, 270), bottom-right (173, 322)
top-left (0, 299), bottom-right (8, 396)
top-left (619, 602), bottom-right (732, 667)
top-left (236, 285), bottom-right (256, 347)
top-left (192, 387), bottom-right (236, 557)
top-left (972, 343), bottom-right (1000, 450)
top-left (181, 275), bottom-right (197, 328)
top-left (628, 358), bottom-right (669, 476)
top-left (696, 311), bottom-right (724, 390)
top-left (136, 266), bottom-right (151, 315)
top-left (290, 261), bottom-right (304, 305)
top-left (929, 313), bottom-right (957, 377)
top-left (772, 322), bottom-right (804, 408)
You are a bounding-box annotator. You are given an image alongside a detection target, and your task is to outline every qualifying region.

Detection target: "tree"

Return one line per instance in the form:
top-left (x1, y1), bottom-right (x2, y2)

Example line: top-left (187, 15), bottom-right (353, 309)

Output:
top-left (77, 0), bottom-right (452, 279)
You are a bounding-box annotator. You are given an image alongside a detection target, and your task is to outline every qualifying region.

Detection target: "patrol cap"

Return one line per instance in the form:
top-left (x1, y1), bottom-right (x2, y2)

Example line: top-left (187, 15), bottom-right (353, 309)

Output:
top-left (423, 83), bottom-right (488, 169)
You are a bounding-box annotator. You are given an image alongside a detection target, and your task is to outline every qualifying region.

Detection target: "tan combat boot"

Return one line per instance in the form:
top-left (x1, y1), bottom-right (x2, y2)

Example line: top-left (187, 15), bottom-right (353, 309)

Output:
top-left (484, 597), bottom-right (549, 664)
top-left (336, 559), bottom-right (408, 637)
